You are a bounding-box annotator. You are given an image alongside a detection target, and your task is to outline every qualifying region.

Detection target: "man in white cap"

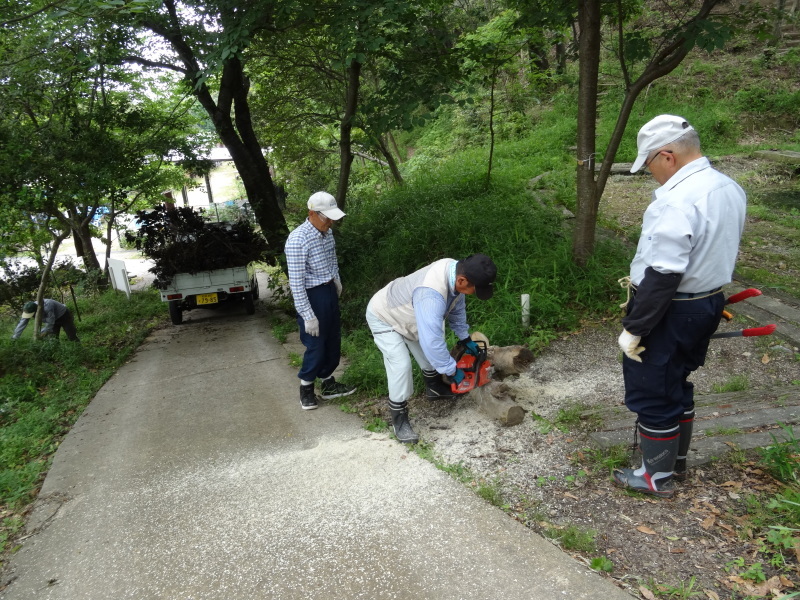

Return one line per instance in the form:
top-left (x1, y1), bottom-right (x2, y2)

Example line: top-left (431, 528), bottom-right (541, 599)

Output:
top-left (613, 115), bottom-right (747, 497)
top-left (11, 299), bottom-right (79, 341)
top-left (284, 191), bottom-right (356, 410)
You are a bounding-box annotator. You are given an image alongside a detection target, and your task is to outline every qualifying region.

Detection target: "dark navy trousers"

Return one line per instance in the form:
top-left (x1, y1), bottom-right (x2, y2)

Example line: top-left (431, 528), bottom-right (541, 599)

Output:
top-left (623, 292), bottom-right (724, 428)
top-left (297, 281), bottom-right (341, 382)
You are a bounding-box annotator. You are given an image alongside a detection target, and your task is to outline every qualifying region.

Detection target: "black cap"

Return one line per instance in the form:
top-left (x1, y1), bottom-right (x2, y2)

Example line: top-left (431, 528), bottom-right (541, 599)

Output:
top-left (460, 254), bottom-right (497, 300)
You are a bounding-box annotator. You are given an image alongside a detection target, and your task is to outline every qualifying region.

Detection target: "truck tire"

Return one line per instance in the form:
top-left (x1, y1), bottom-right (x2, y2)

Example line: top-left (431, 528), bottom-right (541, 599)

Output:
top-left (168, 300), bottom-right (183, 325)
top-left (244, 291), bottom-right (255, 315)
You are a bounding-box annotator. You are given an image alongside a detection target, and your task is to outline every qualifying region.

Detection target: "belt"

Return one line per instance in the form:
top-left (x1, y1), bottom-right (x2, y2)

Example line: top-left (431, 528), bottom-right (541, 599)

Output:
top-left (673, 288), bottom-right (722, 300)
top-left (308, 279), bottom-right (335, 290)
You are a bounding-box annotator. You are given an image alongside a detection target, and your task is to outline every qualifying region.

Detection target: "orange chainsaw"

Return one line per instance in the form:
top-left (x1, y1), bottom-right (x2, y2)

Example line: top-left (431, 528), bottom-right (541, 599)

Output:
top-left (450, 339), bottom-right (493, 394)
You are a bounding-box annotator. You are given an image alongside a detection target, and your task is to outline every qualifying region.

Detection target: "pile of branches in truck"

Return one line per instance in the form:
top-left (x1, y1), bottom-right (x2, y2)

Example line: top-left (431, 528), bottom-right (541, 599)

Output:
top-left (126, 205), bottom-right (269, 289)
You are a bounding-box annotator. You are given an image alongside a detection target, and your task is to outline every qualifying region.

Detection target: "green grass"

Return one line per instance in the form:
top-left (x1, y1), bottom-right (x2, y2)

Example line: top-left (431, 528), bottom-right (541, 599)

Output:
top-left (0, 288), bottom-right (166, 563)
top-left (711, 374), bottom-right (750, 393)
top-left (543, 524), bottom-right (597, 553)
top-left (334, 138), bottom-right (632, 396)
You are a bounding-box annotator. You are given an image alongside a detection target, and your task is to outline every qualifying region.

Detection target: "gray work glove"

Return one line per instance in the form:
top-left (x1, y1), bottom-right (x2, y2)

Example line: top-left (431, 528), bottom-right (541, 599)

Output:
top-left (618, 329), bottom-right (645, 362)
top-left (304, 318), bottom-right (320, 337)
top-left (334, 278), bottom-right (342, 297)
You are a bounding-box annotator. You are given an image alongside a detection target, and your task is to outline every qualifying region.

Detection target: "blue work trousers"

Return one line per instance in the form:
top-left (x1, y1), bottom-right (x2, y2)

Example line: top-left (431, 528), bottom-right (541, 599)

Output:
top-left (623, 292), bottom-right (724, 428)
top-left (297, 281), bottom-right (341, 382)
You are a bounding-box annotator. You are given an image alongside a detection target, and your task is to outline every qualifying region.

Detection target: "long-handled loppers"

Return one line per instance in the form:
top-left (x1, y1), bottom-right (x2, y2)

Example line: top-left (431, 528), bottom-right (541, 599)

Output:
top-left (711, 323), bottom-right (776, 339)
top-left (713, 288), bottom-right (776, 339)
top-left (722, 288), bottom-right (762, 321)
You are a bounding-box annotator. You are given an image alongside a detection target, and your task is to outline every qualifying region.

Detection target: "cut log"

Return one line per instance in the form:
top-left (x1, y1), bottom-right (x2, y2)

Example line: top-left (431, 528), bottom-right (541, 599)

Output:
top-left (468, 381), bottom-right (526, 426)
top-left (488, 345), bottom-right (534, 376)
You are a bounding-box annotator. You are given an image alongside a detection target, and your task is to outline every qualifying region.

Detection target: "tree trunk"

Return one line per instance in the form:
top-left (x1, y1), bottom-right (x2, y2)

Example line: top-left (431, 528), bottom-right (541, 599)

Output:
top-left (194, 57), bottom-right (288, 259)
top-left (77, 221), bottom-right (102, 273)
top-left (336, 59), bottom-right (362, 211)
top-left (487, 65), bottom-right (497, 187)
top-left (572, 0), bottom-right (602, 267)
top-left (141, 11), bottom-right (288, 259)
top-left (67, 208), bottom-right (103, 273)
top-left (488, 345), bottom-right (535, 376)
top-left (376, 135), bottom-right (403, 184)
top-left (387, 132), bottom-right (404, 163)
top-left (571, 0), bottom-right (719, 266)
top-left (33, 232), bottom-right (68, 340)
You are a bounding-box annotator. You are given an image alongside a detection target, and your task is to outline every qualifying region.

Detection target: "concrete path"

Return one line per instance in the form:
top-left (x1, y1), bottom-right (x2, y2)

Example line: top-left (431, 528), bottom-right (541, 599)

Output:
top-left (1, 298), bottom-right (633, 599)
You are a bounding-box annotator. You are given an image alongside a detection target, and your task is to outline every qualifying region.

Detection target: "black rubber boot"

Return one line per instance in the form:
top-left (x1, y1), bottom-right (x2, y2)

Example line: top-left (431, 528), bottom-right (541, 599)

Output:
top-left (673, 408), bottom-right (695, 481)
top-left (389, 402), bottom-right (419, 444)
top-left (613, 422), bottom-right (679, 498)
top-left (422, 369), bottom-right (455, 401)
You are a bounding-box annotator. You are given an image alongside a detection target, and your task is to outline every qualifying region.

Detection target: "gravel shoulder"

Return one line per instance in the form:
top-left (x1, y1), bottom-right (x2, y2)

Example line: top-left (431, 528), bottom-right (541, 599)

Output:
top-left (353, 155), bottom-right (800, 599)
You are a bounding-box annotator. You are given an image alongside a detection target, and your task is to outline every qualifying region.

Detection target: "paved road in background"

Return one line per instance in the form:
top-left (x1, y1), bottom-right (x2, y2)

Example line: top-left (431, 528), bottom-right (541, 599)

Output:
top-left (1, 289), bottom-right (633, 599)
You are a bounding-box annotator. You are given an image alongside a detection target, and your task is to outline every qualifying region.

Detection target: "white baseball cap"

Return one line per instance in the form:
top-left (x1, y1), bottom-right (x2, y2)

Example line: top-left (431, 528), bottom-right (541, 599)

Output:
top-left (307, 192), bottom-right (345, 220)
top-left (630, 115), bottom-right (695, 173)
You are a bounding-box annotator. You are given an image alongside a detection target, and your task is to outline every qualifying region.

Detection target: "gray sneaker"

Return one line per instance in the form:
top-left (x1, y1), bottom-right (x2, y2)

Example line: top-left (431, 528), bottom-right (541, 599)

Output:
top-left (320, 376), bottom-right (356, 400)
top-left (300, 384), bottom-right (318, 410)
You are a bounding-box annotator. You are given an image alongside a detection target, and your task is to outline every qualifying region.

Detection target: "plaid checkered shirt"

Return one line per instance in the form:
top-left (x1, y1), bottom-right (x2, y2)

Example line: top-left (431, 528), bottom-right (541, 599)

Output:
top-left (285, 219), bottom-right (340, 322)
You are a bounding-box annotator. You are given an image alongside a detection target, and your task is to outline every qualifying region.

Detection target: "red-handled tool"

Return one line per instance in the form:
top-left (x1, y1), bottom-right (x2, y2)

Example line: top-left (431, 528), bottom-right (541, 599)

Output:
top-left (722, 288), bottom-right (762, 321)
top-left (711, 324), bottom-right (776, 339)
top-left (726, 288), bottom-right (762, 305)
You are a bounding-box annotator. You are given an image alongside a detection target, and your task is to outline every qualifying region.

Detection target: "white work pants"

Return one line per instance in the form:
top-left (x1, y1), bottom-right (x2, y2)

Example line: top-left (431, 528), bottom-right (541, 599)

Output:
top-left (366, 305), bottom-right (433, 404)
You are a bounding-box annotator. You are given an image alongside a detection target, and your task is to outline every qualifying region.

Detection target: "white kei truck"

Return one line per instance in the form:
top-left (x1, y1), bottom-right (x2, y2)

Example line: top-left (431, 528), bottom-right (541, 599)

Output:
top-left (158, 264), bottom-right (259, 324)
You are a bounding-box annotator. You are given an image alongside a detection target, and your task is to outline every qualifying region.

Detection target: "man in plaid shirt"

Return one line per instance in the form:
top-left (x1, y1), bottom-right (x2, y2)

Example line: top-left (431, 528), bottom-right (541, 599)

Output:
top-left (285, 192), bottom-right (356, 410)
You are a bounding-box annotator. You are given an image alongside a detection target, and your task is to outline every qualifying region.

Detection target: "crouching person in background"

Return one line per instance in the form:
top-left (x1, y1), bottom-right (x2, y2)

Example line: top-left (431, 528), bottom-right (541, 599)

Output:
top-left (11, 299), bottom-right (80, 342)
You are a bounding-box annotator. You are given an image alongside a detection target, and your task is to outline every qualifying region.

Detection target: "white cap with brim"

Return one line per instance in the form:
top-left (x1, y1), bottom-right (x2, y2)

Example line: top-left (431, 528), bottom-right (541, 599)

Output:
top-left (308, 191), bottom-right (346, 221)
top-left (630, 115), bottom-right (695, 173)
top-left (21, 301), bottom-right (38, 319)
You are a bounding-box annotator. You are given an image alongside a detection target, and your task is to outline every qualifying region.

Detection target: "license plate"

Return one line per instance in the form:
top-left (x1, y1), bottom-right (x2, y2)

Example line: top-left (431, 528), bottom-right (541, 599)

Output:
top-left (196, 293), bottom-right (218, 305)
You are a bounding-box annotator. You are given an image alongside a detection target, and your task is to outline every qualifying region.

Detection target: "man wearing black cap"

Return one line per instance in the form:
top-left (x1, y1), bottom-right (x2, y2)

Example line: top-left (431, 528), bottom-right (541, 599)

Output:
top-left (11, 299), bottom-right (80, 341)
top-left (366, 254), bottom-right (497, 444)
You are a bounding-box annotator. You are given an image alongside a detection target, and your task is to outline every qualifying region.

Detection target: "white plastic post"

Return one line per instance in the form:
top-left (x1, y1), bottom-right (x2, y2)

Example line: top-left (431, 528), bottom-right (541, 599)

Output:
top-left (521, 294), bottom-right (530, 327)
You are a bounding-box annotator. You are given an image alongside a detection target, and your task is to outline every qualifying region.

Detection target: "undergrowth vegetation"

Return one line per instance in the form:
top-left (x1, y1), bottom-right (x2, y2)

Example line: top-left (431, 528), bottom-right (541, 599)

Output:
top-left (0, 289), bottom-right (166, 561)
top-left (333, 138), bottom-right (632, 395)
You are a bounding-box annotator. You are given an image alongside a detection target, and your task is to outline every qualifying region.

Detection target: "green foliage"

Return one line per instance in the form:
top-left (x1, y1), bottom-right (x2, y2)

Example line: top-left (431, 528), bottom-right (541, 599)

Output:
top-left (648, 575), bottom-right (702, 599)
top-left (711, 374), bottom-right (749, 393)
top-left (544, 524), bottom-right (597, 553)
top-left (734, 86), bottom-right (800, 127)
top-left (758, 424), bottom-right (800, 484)
top-left (0, 288), bottom-right (165, 511)
top-left (0, 259), bottom-right (86, 314)
top-left (590, 556), bottom-right (614, 572)
top-left (364, 416), bottom-right (388, 433)
top-left (475, 478), bottom-right (506, 507)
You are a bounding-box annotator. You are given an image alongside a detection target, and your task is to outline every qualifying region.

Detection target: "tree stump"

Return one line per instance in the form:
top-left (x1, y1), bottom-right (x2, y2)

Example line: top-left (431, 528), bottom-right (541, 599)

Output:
top-left (459, 332), bottom-right (531, 426)
top-left (468, 381), bottom-right (526, 426)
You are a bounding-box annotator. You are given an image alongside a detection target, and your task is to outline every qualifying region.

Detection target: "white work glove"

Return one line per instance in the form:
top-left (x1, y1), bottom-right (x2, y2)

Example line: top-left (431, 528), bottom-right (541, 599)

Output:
top-left (618, 329), bottom-right (645, 362)
top-left (334, 278), bottom-right (342, 297)
top-left (304, 318), bottom-right (320, 337)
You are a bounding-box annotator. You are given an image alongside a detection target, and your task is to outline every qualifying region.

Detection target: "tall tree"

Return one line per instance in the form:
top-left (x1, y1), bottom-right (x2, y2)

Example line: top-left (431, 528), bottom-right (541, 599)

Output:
top-left (514, 0), bottom-right (762, 265)
top-left (570, 0), bottom-right (762, 264)
top-left (61, 0), bottom-right (291, 258)
top-left (0, 6), bottom-right (204, 280)
top-left (246, 0), bottom-right (459, 201)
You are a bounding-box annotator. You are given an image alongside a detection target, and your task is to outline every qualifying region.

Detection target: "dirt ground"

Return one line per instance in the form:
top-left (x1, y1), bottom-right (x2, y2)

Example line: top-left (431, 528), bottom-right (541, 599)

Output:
top-left (355, 156), bottom-right (800, 599)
